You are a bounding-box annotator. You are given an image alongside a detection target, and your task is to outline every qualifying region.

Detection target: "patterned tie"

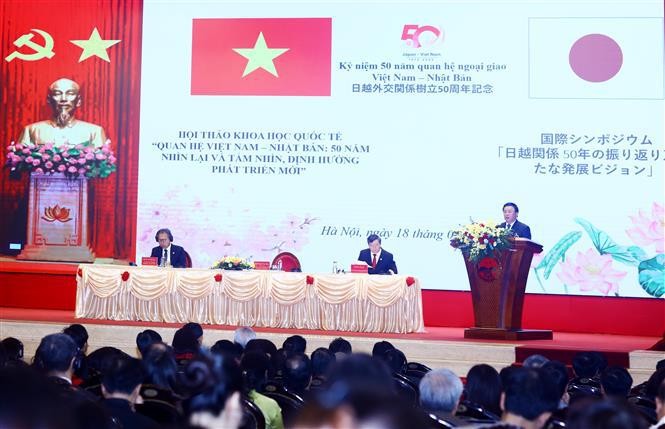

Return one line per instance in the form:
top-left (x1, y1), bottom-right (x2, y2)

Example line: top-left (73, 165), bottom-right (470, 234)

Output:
top-left (372, 253), bottom-right (377, 268)
top-left (163, 248), bottom-right (168, 266)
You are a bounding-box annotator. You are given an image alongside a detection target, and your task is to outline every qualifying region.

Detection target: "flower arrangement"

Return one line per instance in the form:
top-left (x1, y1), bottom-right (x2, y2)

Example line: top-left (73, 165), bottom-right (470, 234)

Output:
top-left (448, 221), bottom-right (512, 262)
top-left (211, 256), bottom-right (254, 271)
top-left (5, 140), bottom-right (117, 179)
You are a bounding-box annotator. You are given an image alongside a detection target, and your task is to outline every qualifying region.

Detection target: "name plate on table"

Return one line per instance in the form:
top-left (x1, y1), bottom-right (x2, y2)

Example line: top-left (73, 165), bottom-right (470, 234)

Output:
top-left (351, 264), bottom-right (368, 273)
top-left (141, 257), bottom-right (158, 266)
top-left (254, 261), bottom-right (270, 270)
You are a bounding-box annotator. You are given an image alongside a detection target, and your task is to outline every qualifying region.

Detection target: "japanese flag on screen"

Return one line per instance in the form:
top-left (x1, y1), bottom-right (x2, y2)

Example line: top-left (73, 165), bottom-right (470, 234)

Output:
top-left (191, 18), bottom-right (332, 96)
top-left (528, 17), bottom-right (664, 99)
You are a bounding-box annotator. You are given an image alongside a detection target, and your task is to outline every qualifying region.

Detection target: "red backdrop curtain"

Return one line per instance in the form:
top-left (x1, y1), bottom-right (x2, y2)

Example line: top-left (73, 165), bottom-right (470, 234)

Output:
top-left (0, 0), bottom-right (142, 260)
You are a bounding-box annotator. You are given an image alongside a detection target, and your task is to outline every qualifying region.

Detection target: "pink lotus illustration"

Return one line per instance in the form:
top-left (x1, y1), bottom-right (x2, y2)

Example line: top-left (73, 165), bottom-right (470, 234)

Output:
top-left (626, 203), bottom-right (664, 253)
top-left (41, 204), bottom-right (72, 223)
top-left (557, 249), bottom-right (627, 296)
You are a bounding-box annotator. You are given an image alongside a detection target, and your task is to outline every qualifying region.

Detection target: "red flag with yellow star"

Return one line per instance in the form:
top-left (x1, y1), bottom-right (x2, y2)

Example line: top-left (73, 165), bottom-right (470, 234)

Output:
top-left (191, 18), bottom-right (332, 96)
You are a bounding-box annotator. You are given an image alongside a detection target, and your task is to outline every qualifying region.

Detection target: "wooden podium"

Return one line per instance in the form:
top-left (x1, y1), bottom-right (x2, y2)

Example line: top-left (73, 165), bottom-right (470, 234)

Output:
top-left (463, 238), bottom-right (552, 340)
top-left (16, 172), bottom-right (95, 262)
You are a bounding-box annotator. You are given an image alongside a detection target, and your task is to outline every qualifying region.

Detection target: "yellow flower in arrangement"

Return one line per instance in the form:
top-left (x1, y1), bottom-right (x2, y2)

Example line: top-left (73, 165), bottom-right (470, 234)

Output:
top-left (211, 256), bottom-right (254, 270)
top-left (448, 221), bottom-right (512, 262)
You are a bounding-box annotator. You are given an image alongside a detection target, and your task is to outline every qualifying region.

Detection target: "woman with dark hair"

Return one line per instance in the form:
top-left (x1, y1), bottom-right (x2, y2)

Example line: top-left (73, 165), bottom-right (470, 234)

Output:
top-left (142, 342), bottom-right (178, 392)
top-left (139, 343), bottom-right (183, 424)
top-left (180, 352), bottom-right (245, 429)
top-left (465, 363), bottom-right (502, 417)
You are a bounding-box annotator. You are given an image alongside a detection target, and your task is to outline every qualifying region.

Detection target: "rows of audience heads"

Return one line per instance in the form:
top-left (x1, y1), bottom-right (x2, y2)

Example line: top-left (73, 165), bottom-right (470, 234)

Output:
top-left (0, 324), bottom-right (663, 429)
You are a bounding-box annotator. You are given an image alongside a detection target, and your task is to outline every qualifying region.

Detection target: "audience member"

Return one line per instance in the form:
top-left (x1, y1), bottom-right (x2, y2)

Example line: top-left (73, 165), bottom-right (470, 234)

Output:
top-left (241, 350), bottom-right (284, 429)
top-left (371, 340), bottom-right (395, 358)
top-left (0, 342), bottom-right (6, 368)
top-left (283, 352), bottom-right (312, 397)
top-left (465, 363), bottom-right (503, 417)
top-left (1, 337), bottom-right (24, 362)
top-left (180, 352), bottom-right (244, 429)
top-left (567, 397), bottom-right (647, 429)
top-left (541, 360), bottom-right (571, 427)
top-left (142, 342), bottom-right (178, 392)
top-left (210, 339), bottom-right (243, 362)
top-left (311, 347), bottom-right (335, 379)
top-left (101, 356), bottom-right (160, 429)
top-left (419, 368), bottom-right (467, 426)
top-left (572, 351), bottom-right (603, 381)
top-left (328, 337), bottom-right (352, 356)
top-left (63, 323), bottom-right (90, 381)
top-left (283, 334), bottom-right (307, 355)
top-left (523, 354), bottom-right (550, 369)
top-left (653, 379), bottom-right (665, 429)
top-left (245, 338), bottom-right (278, 360)
top-left (383, 348), bottom-right (407, 375)
top-left (0, 365), bottom-right (73, 428)
top-left (325, 353), bottom-right (394, 396)
top-left (269, 347), bottom-right (289, 380)
top-left (63, 324), bottom-right (90, 354)
top-left (601, 366), bottom-right (633, 398)
top-left (646, 369), bottom-right (665, 400)
top-left (233, 326), bottom-right (256, 349)
top-left (172, 327), bottom-right (201, 357)
top-left (135, 329), bottom-right (162, 357)
top-left (500, 367), bottom-right (559, 429)
top-left (182, 322), bottom-right (204, 345)
top-left (0, 364), bottom-right (116, 429)
top-left (33, 333), bottom-right (79, 385)
top-left (86, 346), bottom-right (132, 377)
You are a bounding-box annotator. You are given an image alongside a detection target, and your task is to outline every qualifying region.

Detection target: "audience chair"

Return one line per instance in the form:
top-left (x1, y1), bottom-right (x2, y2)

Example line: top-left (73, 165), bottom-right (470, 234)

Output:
top-left (427, 413), bottom-right (456, 429)
top-left (393, 373), bottom-right (419, 406)
top-left (241, 396), bottom-right (266, 429)
top-left (135, 384), bottom-right (181, 425)
top-left (544, 419), bottom-right (566, 429)
top-left (261, 381), bottom-right (305, 426)
top-left (308, 375), bottom-right (326, 391)
top-left (405, 361), bottom-right (431, 384)
top-left (455, 400), bottom-right (500, 422)
top-left (627, 395), bottom-right (657, 425)
top-left (566, 382), bottom-right (602, 403)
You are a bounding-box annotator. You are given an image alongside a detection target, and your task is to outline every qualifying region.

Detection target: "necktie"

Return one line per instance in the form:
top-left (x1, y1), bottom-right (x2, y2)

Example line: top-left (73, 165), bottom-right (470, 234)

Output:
top-left (163, 248), bottom-right (168, 266)
top-left (372, 253), bottom-right (377, 268)
top-left (507, 223), bottom-right (512, 230)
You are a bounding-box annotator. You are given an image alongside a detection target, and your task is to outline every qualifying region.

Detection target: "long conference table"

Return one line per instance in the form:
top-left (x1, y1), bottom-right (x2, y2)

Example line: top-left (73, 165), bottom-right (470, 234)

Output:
top-left (75, 265), bottom-right (425, 334)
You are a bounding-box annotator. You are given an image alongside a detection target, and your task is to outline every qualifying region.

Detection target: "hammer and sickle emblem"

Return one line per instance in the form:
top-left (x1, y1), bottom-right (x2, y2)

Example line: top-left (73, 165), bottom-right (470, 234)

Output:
top-left (5, 29), bottom-right (55, 62)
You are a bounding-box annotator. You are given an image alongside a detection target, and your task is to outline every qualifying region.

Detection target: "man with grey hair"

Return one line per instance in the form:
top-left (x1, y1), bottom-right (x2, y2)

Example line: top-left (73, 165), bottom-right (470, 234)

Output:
top-left (523, 354), bottom-right (549, 369)
top-left (419, 368), bottom-right (467, 426)
top-left (233, 326), bottom-right (256, 349)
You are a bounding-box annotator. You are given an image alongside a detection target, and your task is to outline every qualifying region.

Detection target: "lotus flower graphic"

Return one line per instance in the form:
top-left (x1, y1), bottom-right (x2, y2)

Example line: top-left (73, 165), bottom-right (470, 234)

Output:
top-left (41, 204), bottom-right (72, 223)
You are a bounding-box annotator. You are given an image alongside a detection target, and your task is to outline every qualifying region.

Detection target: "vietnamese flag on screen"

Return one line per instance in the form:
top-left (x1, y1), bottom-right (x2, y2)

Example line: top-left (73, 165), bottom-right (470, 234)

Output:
top-left (191, 18), bottom-right (332, 96)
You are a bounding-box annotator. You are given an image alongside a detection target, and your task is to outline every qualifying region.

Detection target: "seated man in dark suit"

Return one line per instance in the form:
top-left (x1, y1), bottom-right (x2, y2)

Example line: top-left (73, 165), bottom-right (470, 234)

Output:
top-left (357, 234), bottom-right (398, 274)
top-left (101, 356), bottom-right (160, 429)
top-left (150, 228), bottom-right (187, 268)
top-left (499, 202), bottom-right (532, 239)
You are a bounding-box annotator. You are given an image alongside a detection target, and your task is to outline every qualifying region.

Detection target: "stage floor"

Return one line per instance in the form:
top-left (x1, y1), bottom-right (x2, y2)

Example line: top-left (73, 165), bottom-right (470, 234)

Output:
top-left (1, 307), bottom-right (662, 384)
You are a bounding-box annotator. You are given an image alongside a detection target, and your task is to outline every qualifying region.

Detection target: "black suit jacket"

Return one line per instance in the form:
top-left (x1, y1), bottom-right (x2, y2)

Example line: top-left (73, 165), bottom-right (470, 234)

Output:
top-left (102, 398), bottom-right (160, 429)
top-left (499, 220), bottom-right (532, 239)
top-left (150, 244), bottom-right (187, 268)
top-left (358, 248), bottom-right (398, 274)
